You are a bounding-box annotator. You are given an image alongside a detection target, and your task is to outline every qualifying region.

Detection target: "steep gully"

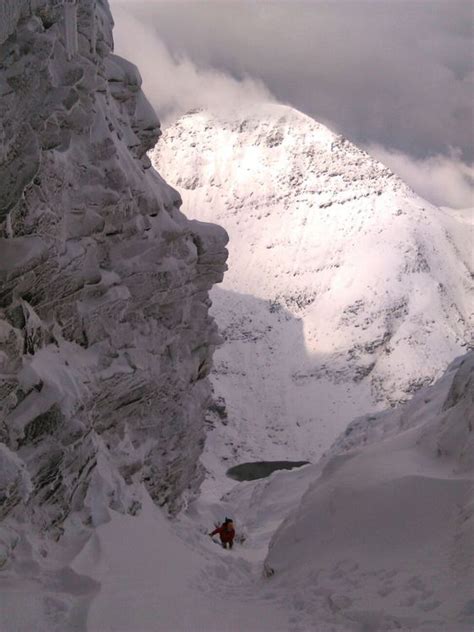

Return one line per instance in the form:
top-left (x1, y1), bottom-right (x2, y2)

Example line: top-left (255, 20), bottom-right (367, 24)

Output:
top-left (0, 2), bottom-right (472, 630)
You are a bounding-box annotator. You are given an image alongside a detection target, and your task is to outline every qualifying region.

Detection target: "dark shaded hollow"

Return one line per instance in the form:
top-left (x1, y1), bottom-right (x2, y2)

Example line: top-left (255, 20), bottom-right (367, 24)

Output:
top-left (226, 460), bottom-right (310, 482)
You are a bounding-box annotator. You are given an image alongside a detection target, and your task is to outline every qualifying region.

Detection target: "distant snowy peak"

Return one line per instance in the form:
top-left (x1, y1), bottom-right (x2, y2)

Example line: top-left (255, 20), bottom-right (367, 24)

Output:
top-left (151, 105), bottom-right (472, 410)
top-left (153, 103), bottom-right (406, 215)
top-left (151, 103), bottom-right (450, 302)
top-left (162, 103), bottom-right (405, 201)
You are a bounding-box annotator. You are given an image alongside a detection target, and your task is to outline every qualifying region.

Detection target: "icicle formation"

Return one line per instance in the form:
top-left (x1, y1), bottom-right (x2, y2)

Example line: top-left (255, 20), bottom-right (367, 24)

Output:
top-left (64, 0), bottom-right (78, 58)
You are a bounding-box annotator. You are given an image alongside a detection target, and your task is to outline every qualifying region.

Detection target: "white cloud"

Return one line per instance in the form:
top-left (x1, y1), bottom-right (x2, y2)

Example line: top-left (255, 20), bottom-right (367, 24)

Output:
top-left (367, 145), bottom-right (474, 209)
top-left (112, 0), bottom-right (474, 160)
top-left (110, 2), bottom-right (473, 209)
top-left (111, 6), bottom-right (273, 127)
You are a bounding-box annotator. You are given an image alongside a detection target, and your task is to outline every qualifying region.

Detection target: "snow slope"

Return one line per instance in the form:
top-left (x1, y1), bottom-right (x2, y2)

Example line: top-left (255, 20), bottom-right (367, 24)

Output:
top-left (151, 105), bottom-right (473, 471)
top-left (265, 351), bottom-right (474, 631)
top-left (0, 485), bottom-right (293, 632)
top-left (4, 354), bottom-right (468, 632)
top-left (71, 493), bottom-right (293, 632)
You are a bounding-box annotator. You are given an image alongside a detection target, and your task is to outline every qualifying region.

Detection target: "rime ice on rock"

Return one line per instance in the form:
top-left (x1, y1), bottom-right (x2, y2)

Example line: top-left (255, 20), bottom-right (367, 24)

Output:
top-left (0, 0), bottom-right (228, 559)
top-left (63, 1), bottom-right (78, 59)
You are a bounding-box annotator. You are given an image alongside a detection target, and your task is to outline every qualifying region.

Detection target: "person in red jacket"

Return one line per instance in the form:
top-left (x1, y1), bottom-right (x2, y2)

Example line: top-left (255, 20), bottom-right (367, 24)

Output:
top-left (209, 518), bottom-right (235, 549)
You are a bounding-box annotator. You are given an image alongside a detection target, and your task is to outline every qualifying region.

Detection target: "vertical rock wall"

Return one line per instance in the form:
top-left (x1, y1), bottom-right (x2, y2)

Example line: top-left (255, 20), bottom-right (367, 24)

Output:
top-left (0, 0), bottom-right (228, 549)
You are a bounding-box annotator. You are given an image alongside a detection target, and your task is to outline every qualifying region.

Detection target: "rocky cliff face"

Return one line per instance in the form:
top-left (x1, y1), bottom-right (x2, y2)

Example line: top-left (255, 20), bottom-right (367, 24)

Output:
top-left (0, 0), bottom-right (227, 556)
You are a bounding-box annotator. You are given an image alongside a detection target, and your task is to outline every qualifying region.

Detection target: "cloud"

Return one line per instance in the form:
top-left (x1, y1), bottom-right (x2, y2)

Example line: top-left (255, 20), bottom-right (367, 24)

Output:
top-left (112, 1), bottom-right (473, 159)
top-left (111, 6), bottom-right (273, 127)
top-left (367, 146), bottom-right (474, 209)
top-left (110, 1), bottom-right (473, 208)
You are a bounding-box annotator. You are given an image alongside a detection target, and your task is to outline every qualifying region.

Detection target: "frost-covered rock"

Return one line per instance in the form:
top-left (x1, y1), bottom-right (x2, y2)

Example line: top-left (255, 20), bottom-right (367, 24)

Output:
top-left (151, 105), bottom-right (473, 467)
top-left (0, 0), bottom-right (227, 552)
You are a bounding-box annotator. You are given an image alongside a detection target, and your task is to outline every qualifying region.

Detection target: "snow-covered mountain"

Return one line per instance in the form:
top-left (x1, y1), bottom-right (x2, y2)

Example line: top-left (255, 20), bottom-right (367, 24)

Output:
top-left (151, 105), bottom-right (473, 470)
top-left (0, 0), bottom-right (227, 565)
top-left (1, 3), bottom-right (472, 631)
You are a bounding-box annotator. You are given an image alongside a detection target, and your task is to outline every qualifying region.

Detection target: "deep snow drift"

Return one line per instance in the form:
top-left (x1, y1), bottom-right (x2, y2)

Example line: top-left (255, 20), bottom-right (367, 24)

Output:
top-left (264, 351), bottom-right (474, 631)
top-left (151, 106), bottom-right (473, 474)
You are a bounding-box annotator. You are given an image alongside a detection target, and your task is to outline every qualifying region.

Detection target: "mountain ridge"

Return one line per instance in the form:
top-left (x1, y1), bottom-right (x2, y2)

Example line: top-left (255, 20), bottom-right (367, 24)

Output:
top-left (151, 103), bottom-right (473, 473)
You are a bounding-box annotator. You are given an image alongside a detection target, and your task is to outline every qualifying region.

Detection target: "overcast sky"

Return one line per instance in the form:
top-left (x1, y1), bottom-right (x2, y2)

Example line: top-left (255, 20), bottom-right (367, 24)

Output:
top-left (111, 1), bottom-right (473, 208)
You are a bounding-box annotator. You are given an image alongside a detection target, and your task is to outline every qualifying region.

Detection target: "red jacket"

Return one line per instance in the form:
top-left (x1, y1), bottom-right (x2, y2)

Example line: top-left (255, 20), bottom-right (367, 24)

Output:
top-left (210, 524), bottom-right (235, 543)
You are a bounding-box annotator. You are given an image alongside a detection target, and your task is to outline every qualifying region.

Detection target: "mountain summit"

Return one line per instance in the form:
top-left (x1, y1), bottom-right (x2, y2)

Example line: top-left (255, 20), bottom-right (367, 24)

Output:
top-left (151, 104), bottom-right (472, 465)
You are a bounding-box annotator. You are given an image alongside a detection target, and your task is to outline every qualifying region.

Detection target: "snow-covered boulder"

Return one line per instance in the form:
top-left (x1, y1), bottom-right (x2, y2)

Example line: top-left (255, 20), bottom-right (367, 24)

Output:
top-left (0, 0), bottom-right (227, 553)
top-left (265, 352), bottom-right (474, 631)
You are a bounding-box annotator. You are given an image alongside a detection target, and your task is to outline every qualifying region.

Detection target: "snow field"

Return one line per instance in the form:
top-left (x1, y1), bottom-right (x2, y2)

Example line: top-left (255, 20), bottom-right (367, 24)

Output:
top-left (265, 353), bottom-right (474, 631)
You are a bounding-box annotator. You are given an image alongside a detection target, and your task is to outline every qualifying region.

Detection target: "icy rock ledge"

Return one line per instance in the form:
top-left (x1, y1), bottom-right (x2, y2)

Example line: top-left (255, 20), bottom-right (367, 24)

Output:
top-left (0, 0), bottom-right (228, 559)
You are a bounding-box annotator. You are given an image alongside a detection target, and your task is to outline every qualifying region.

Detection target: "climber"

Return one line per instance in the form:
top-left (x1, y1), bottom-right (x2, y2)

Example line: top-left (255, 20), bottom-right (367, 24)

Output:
top-left (209, 517), bottom-right (235, 549)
